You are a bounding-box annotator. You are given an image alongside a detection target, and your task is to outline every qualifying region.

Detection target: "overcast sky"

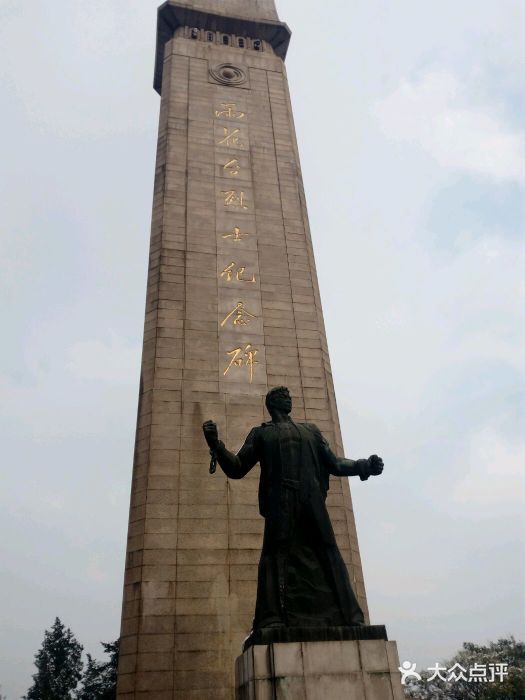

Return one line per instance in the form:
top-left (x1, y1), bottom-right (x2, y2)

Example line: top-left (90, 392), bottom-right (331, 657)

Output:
top-left (1, 0), bottom-right (524, 697)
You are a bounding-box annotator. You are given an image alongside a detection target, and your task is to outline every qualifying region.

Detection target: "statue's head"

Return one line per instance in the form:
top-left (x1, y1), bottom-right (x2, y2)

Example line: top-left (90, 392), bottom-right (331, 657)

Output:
top-left (265, 386), bottom-right (292, 416)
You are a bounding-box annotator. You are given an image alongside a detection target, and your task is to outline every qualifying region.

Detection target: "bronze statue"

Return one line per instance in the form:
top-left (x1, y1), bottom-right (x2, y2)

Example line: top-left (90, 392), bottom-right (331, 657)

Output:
top-left (202, 386), bottom-right (383, 634)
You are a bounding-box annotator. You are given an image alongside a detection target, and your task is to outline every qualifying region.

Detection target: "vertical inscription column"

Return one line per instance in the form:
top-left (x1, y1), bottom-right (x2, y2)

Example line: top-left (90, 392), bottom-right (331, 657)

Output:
top-left (214, 92), bottom-right (267, 392)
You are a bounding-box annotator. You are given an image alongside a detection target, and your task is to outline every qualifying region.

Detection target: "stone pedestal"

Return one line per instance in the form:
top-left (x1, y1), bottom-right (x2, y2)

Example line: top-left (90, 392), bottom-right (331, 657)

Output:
top-left (235, 639), bottom-right (404, 700)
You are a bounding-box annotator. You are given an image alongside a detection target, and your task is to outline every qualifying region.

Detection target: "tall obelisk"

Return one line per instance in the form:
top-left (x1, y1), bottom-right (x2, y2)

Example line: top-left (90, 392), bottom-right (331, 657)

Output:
top-left (117, 1), bottom-right (369, 696)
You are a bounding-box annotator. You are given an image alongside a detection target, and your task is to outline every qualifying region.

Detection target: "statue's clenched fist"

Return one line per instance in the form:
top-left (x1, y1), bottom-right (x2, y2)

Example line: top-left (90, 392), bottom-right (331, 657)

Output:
top-left (367, 454), bottom-right (384, 476)
top-left (202, 420), bottom-right (219, 450)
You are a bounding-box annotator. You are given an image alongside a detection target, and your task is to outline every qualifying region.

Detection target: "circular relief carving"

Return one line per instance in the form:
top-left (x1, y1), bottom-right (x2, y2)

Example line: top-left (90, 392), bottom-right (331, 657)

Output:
top-left (209, 63), bottom-right (247, 86)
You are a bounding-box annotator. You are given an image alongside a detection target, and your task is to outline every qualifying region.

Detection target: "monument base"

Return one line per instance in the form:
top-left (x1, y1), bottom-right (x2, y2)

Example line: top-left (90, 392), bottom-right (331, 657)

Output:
top-left (235, 636), bottom-right (404, 700)
top-left (243, 624), bottom-right (388, 651)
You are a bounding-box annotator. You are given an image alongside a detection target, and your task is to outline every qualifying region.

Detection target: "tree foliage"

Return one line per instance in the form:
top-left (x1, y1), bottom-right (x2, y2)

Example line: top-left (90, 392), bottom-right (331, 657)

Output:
top-left (24, 618), bottom-right (83, 700)
top-left (76, 640), bottom-right (119, 700)
top-left (405, 637), bottom-right (525, 700)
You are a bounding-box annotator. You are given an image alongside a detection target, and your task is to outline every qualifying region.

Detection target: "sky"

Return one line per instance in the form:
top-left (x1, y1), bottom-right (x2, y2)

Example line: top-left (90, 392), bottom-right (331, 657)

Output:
top-left (0, 0), bottom-right (524, 696)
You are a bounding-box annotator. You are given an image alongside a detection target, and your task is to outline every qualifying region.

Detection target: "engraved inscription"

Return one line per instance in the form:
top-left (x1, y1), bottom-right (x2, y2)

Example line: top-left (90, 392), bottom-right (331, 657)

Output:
top-left (222, 225), bottom-right (250, 241)
top-left (223, 158), bottom-right (241, 176)
top-left (220, 301), bottom-right (257, 327)
top-left (223, 344), bottom-right (259, 383)
top-left (215, 103), bottom-right (245, 120)
top-left (222, 190), bottom-right (249, 209)
top-left (220, 262), bottom-right (256, 283)
top-left (217, 128), bottom-right (245, 148)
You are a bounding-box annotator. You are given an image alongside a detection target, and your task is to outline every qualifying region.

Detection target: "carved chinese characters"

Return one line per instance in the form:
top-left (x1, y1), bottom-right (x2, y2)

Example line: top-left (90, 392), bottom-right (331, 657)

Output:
top-left (220, 262), bottom-right (256, 283)
top-left (214, 94), bottom-right (264, 386)
top-left (222, 225), bottom-right (250, 242)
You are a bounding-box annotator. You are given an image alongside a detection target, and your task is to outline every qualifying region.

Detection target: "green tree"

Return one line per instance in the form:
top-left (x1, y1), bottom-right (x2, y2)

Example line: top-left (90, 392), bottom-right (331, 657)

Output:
top-left (25, 618), bottom-right (83, 700)
top-left (405, 637), bottom-right (525, 700)
top-left (77, 640), bottom-right (119, 700)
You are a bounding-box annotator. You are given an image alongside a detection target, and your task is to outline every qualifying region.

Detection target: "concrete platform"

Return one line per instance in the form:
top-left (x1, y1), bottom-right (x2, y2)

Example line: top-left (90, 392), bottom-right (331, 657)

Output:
top-left (235, 638), bottom-right (404, 699)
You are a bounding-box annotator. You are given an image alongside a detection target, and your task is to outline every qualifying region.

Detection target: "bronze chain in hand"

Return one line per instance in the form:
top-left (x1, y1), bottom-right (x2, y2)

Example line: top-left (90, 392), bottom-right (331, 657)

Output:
top-left (202, 420), bottom-right (219, 474)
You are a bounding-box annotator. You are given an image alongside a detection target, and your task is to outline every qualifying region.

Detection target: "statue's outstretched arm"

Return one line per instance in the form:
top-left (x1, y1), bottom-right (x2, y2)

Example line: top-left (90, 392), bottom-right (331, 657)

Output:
top-left (330, 456), bottom-right (373, 480)
top-left (203, 421), bottom-right (259, 479)
top-left (314, 426), bottom-right (383, 481)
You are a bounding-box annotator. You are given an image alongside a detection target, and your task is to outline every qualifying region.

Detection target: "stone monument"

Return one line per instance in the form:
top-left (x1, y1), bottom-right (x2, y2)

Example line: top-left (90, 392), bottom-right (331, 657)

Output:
top-left (116, 1), bottom-right (404, 698)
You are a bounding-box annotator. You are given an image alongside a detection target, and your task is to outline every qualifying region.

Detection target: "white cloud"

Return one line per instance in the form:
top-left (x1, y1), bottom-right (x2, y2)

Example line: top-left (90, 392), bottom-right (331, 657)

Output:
top-left (332, 229), bottom-right (524, 434)
top-left (67, 335), bottom-right (140, 385)
top-left (375, 69), bottom-right (525, 182)
top-left (451, 430), bottom-right (525, 515)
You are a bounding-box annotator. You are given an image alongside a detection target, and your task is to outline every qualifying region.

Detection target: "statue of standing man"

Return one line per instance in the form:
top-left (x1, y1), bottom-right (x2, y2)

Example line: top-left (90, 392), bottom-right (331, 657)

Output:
top-left (202, 386), bottom-right (383, 635)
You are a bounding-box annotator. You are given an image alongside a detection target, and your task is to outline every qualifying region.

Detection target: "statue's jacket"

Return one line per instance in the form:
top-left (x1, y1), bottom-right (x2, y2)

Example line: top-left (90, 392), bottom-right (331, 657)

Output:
top-left (216, 420), bottom-right (369, 519)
